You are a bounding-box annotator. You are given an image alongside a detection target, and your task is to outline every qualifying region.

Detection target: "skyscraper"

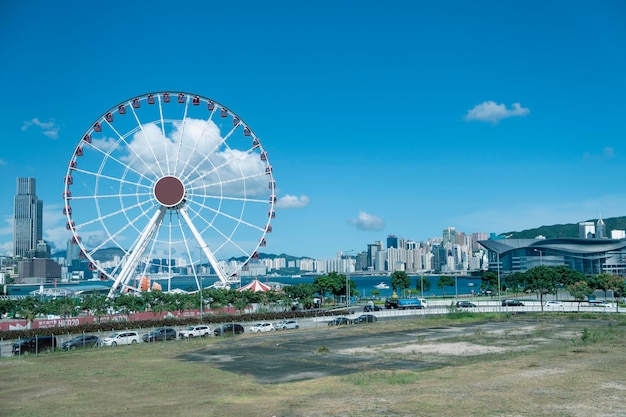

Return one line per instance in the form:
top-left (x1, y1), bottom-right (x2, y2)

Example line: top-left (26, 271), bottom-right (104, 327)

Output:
top-left (13, 178), bottom-right (43, 258)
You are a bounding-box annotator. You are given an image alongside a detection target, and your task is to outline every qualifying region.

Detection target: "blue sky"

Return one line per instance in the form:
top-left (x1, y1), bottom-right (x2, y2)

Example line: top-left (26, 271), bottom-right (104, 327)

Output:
top-left (1, 0), bottom-right (625, 260)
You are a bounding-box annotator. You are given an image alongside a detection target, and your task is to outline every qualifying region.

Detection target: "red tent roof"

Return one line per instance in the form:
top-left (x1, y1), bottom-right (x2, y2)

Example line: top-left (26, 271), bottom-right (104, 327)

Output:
top-left (238, 279), bottom-right (272, 292)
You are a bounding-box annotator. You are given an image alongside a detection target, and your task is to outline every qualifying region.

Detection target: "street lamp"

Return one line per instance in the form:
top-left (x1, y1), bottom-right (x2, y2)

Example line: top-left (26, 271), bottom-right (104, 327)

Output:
top-left (199, 275), bottom-right (203, 322)
top-left (497, 252), bottom-right (501, 312)
top-left (341, 250), bottom-right (354, 307)
top-left (534, 249), bottom-right (543, 266)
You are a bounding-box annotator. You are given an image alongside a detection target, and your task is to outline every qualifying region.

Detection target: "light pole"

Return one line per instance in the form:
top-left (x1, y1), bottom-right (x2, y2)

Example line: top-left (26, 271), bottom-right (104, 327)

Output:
top-left (534, 249), bottom-right (543, 266)
top-left (497, 252), bottom-right (501, 311)
top-left (199, 275), bottom-right (203, 322)
top-left (342, 250), bottom-right (354, 307)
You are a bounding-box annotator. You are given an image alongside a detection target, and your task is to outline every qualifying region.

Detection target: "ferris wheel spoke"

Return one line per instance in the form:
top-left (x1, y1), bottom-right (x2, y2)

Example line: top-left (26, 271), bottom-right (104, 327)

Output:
top-left (185, 204), bottom-right (258, 258)
top-left (186, 171), bottom-right (268, 196)
top-left (173, 96), bottom-right (191, 175)
top-left (189, 193), bottom-right (269, 205)
top-left (188, 200), bottom-right (265, 233)
top-left (79, 138), bottom-right (157, 184)
top-left (155, 94), bottom-right (171, 176)
top-left (75, 197), bottom-right (153, 230)
top-left (178, 115), bottom-right (247, 185)
top-left (78, 204), bottom-right (158, 260)
top-left (69, 191), bottom-right (153, 202)
top-left (125, 100), bottom-right (167, 179)
top-left (181, 140), bottom-right (260, 187)
top-left (73, 167), bottom-right (154, 193)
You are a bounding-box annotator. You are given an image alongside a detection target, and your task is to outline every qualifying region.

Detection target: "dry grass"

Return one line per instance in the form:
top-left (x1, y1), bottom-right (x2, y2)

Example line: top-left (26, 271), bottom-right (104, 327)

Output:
top-left (1, 315), bottom-right (625, 417)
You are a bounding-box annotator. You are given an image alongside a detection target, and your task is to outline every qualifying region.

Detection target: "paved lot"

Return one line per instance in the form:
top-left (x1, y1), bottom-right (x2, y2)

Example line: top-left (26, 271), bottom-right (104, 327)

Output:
top-left (176, 319), bottom-right (540, 383)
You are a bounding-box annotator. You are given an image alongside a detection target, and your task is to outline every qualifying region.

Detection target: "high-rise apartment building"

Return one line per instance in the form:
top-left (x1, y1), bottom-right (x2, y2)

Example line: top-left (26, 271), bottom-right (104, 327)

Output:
top-left (13, 178), bottom-right (43, 258)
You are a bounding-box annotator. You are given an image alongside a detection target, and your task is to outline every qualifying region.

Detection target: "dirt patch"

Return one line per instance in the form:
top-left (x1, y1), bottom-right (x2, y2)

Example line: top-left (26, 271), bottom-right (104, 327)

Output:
top-left (346, 341), bottom-right (512, 356)
top-left (177, 319), bottom-right (590, 383)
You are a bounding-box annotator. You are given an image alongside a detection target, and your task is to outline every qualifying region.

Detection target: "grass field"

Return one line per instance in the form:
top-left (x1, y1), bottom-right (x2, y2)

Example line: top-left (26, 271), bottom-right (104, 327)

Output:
top-left (1, 313), bottom-right (625, 417)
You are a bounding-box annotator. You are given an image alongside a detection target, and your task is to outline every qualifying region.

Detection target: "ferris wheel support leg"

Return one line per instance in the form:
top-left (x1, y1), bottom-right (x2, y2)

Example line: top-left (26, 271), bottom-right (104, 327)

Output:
top-left (179, 207), bottom-right (230, 286)
top-left (107, 207), bottom-right (167, 298)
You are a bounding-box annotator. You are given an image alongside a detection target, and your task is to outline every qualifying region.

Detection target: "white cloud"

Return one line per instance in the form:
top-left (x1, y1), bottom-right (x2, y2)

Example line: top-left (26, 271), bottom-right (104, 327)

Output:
top-left (583, 146), bottom-right (615, 161)
top-left (349, 211), bottom-right (385, 231)
top-left (275, 194), bottom-right (309, 209)
top-left (22, 117), bottom-right (60, 139)
top-left (464, 101), bottom-right (529, 124)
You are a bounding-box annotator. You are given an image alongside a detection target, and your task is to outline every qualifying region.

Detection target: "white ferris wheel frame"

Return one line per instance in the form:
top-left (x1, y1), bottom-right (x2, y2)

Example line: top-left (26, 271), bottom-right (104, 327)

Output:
top-left (62, 92), bottom-right (276, 298)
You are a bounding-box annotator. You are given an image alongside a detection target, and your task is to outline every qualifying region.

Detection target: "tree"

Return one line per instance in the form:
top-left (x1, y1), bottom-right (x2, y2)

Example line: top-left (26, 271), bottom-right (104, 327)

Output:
top-left (283, 283), bottom-right (317, 309)
top-left (314, 272), bottom-right (344, 304)
top-left (521, 266), bottom-right (560, 310)
top-left (505, 272), bottom-right (526, 295)
top-left (567, 280), bottom-right (594, 312)
top-left (416, 275), bottom-right (431, 296)
top-left (390, 271), bottom-right (411, 295)
top-left (437, 276), bottom-right (455, 298)
top-left (553, 265), bottom-right (585, 287)
top-left (480, 271), bottom-right (498, 294)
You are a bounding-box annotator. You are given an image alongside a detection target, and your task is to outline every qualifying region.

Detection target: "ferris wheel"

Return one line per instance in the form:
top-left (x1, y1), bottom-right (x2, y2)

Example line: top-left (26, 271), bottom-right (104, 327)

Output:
top-left (62, 92), bottom-right (276, 298)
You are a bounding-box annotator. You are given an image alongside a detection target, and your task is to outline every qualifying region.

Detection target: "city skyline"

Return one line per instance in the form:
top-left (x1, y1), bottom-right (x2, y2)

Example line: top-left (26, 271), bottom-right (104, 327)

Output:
top-left (1, 1), bottom-right (625, 260)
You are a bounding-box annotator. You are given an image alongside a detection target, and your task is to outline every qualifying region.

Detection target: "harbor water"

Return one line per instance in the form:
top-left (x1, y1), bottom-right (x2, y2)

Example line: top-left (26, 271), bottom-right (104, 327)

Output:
top-left (6, 275), bottom-right (483, 299)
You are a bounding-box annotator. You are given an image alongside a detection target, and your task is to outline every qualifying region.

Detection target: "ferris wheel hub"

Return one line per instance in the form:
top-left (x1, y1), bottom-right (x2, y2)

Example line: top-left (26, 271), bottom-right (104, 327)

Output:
top-left (154, 175), bottom-right (186, 207)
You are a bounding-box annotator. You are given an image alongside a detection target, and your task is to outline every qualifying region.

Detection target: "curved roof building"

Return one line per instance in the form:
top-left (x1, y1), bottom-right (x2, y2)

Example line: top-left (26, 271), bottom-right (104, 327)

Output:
top-left (479, 237), bottom-right (626, 277)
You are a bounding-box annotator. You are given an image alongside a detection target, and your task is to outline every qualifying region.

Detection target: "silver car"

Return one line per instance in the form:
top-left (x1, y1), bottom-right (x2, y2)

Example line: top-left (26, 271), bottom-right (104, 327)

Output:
top-left (275, 319), bottom-right (299, 330)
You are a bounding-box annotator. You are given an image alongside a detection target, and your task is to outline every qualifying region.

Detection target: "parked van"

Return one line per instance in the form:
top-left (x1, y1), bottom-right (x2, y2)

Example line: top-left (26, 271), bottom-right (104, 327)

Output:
top-left (12, 335), bottom-right (58, 355)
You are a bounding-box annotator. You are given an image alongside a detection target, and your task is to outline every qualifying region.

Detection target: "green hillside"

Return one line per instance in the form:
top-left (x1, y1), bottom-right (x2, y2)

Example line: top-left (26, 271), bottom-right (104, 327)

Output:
top-left (502, 216), bottom-right (626, 239)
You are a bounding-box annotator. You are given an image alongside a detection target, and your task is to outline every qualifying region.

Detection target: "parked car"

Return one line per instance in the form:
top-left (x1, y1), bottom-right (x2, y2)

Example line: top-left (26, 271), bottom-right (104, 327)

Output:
top-left (249, 322), bottom-right (276, 333)
top-left (275, 319), bottom-right (299, 330)
top-left (12, 335), bottom-right (57, 355)
top-left (100, 331), bottom-right (140, 346)
top-left (354, 314), bottom-right (377, 324)
top-left (328, 317), bottom-right (353, 326)
top-left (502, 299), bottom-right (524, 306)
top-left (456, 301), bottom-right (477, 308)
top-left (214, 323), bottom-right (245, 336)
top-left (62, 334), bottom-right (100, 350)
top-left (544, 301), bottom-right (564, 310)
top-left (142, 327), bottom-right (177, 342)
top-left (363, 304), bottom-right (382, 312)
top-left (588, 301), bottom-right (612, 307)
top-left (179, 325), bottom-right (211, 338)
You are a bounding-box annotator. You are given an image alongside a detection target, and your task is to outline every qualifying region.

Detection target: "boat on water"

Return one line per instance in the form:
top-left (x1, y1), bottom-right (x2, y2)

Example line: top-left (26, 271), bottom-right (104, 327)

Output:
top-left (374, 282), bottom-right (390, 289)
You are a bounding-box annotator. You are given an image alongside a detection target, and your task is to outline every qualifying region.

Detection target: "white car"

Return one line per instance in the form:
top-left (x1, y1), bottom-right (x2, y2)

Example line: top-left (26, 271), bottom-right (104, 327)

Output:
top-left (275, 319), bottom-right (299, 330)
top-left (544, 301), bottom-right (564, 310)
top-left (100, 331), bottom-right (140, 346)
top-left (249, 322), bottom-right (276, 333)
top-left (179, 325), bottom-right (211, 338)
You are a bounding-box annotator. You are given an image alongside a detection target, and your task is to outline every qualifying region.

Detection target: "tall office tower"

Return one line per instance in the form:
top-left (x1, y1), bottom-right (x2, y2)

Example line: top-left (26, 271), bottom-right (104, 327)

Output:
top-left (442, 227), bottom-right (456, 246)
top-left (13, 178), bottom-right (43, 258)
top-left (596, 218), bottom-right (605, 239)
top-left (387, 234), bottom-right (399, 249)
top-left (579, 222), bottom-right (595, 239)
